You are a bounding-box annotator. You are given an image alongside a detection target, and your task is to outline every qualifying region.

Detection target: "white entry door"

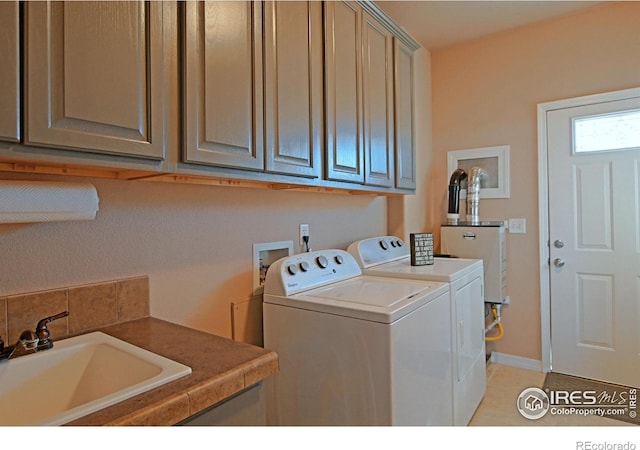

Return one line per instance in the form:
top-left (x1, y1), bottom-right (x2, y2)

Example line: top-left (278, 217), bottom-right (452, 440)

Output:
top-left (547, 92), bottom-right (640, 387)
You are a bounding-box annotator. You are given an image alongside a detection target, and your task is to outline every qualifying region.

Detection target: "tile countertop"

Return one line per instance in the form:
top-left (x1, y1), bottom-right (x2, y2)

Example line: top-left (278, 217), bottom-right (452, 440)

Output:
top-left (64, 317), bottom-right (278, 426)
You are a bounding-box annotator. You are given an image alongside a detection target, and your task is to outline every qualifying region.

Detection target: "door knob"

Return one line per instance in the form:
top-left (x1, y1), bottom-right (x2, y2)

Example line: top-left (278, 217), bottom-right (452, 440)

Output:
top-left (554, 240), bottom-right (564, 248)
top-left (553, 258), bottom-right (565, 268)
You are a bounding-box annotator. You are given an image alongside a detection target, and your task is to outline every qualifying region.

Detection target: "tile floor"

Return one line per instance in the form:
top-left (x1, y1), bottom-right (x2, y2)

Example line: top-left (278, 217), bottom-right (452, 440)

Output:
top-left (469, 363), bottom-right (636, 426)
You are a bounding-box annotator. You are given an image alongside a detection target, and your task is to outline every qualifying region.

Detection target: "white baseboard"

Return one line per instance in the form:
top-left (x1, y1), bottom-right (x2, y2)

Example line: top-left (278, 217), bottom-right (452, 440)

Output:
top-left (489, 352), bottom-right (544, 372)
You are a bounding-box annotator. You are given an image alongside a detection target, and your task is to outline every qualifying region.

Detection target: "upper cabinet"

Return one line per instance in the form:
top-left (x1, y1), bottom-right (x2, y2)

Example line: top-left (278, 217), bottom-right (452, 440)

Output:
top-left (25, 1), bottom-right (167, 160)
top-left (263, 1), bottom-right (323, 178)
top-left (183, 1), bottom-right (264, 171)
top-left (324, 1), bottom-right (364, 184)
top-left (362, 10), bottom-right (394, 188)
top-left (5, 1), bottom-right (420, 194)
top-left (183, 1), bottom-right (323, 178)
top-left (394, 38), bottom-right (417, 190)
top-left (325, 1), bottom-right (396, 188)
top-left (0, 1), bottom-right (20, 143)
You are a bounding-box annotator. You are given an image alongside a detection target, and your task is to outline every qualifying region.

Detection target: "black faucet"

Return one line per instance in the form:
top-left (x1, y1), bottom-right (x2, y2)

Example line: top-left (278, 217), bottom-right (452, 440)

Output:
top-left (0, 311), bottom-right (69, 361)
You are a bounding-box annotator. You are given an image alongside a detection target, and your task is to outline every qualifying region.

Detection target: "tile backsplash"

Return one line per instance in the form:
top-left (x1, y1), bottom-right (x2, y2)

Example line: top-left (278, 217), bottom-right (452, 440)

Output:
top-left (0, 276), bottom-right (149, 344)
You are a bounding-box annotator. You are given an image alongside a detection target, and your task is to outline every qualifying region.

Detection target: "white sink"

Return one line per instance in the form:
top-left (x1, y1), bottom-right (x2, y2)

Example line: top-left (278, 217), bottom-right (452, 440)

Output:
top-left (0, 331), bottom-right (192, 426)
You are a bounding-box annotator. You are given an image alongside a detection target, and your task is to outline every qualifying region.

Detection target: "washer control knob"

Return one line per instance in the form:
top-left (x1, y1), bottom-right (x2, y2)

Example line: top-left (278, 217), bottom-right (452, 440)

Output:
top-left (391, 241), bottom-right (397, 247)
top-left (395, 240), bottom-right (403, 247)
top-left (334, 255), bottom-right (344, 265)
top-left (299, 261), bottom-right (310, 272)
top-left (379, 240), bottom-right (388, 250)
top-left (287, 264), bottom-right (299, 275)
top-left (316, 255), bottom-right (329, 268)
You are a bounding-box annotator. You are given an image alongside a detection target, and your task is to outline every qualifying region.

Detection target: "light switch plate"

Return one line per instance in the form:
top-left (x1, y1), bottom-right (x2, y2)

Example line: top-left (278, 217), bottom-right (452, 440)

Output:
top-left (508, 218), bottom-right (526, 234)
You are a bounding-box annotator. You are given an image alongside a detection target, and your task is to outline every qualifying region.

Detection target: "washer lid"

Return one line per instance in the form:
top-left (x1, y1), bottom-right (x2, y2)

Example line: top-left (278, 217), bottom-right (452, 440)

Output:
top-left (265, 275), bottom-right (449, 323)
top-left (363, 257), bottom-right (483, 282)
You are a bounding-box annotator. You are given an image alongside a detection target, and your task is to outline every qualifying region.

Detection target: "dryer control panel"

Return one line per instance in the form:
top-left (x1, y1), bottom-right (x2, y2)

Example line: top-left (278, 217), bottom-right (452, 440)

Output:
top-left (347, 236), bottom-right (409, 268)
top-left (263, 249), bottom-right (362, 296)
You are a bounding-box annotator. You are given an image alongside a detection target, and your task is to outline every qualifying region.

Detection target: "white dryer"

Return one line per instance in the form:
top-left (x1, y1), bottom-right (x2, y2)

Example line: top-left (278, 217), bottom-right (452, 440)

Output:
top-left (263, 249), bottom-right (453, 426)
top-left (347, 236), bottom-right (486, 426)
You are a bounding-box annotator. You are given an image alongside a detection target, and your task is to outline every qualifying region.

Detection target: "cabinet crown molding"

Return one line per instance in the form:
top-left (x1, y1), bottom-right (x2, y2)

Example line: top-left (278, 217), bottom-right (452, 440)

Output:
top-left (359, 1), bottom-right (421, 51)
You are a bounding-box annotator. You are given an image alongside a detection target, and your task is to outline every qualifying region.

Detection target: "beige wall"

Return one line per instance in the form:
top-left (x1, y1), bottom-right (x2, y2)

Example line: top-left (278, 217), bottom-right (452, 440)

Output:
top-left (0, 173), bottom-right (386, 338)
top-left (430, 1), bottom-right (640, 360)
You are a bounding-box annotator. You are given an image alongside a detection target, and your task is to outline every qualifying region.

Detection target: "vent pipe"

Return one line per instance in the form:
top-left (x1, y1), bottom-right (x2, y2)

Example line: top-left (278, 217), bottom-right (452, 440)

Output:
top-left (466, 167), bottom-right (485, 225)
top-left (447, 169), bottom-right (467, 225)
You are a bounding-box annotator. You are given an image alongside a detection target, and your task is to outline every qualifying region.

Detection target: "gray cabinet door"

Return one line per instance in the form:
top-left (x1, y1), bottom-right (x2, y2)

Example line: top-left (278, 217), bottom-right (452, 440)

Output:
top-left (0, 1), bottom-right (20, 143)
top-left (25, 1), bottom-right (166, 160)
top-left (183, 1), bottom-right (264, 171)
top-left (264, 1), bottom-right (323, 178)
top-left (362, 11), bottom-right (394, 188)
top-left (324, 0), bottom-right (364, 184)
top-left (394, 38), bottom-right (416, 190)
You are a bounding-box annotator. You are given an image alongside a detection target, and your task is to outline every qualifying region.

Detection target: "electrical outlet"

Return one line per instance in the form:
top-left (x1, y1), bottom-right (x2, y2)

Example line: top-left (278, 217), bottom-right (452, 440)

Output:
top-left (299, 224), bottom-right (310, 245)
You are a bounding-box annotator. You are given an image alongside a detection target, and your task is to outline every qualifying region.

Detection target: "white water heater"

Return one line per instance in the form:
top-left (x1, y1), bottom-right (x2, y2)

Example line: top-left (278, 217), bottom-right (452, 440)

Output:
top-left (441, 223), bottom-right (508, 304)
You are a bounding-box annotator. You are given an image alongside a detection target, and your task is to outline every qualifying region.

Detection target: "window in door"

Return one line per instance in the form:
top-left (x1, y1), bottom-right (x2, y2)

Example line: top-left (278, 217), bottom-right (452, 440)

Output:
top-left (572, 109), bottom-right (640, 154)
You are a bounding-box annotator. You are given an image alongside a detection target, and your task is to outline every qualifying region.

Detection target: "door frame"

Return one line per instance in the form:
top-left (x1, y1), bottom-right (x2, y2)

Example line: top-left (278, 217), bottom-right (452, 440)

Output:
top-left (536, 86), bottom-right (640, 373)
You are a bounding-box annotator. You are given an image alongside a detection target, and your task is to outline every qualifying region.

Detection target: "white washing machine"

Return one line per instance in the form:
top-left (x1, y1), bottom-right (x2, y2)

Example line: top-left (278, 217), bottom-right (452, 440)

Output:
top-left (262, 249), bottom-right (453, 426)
top-left (347, 236), bottom-right (486, 426)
